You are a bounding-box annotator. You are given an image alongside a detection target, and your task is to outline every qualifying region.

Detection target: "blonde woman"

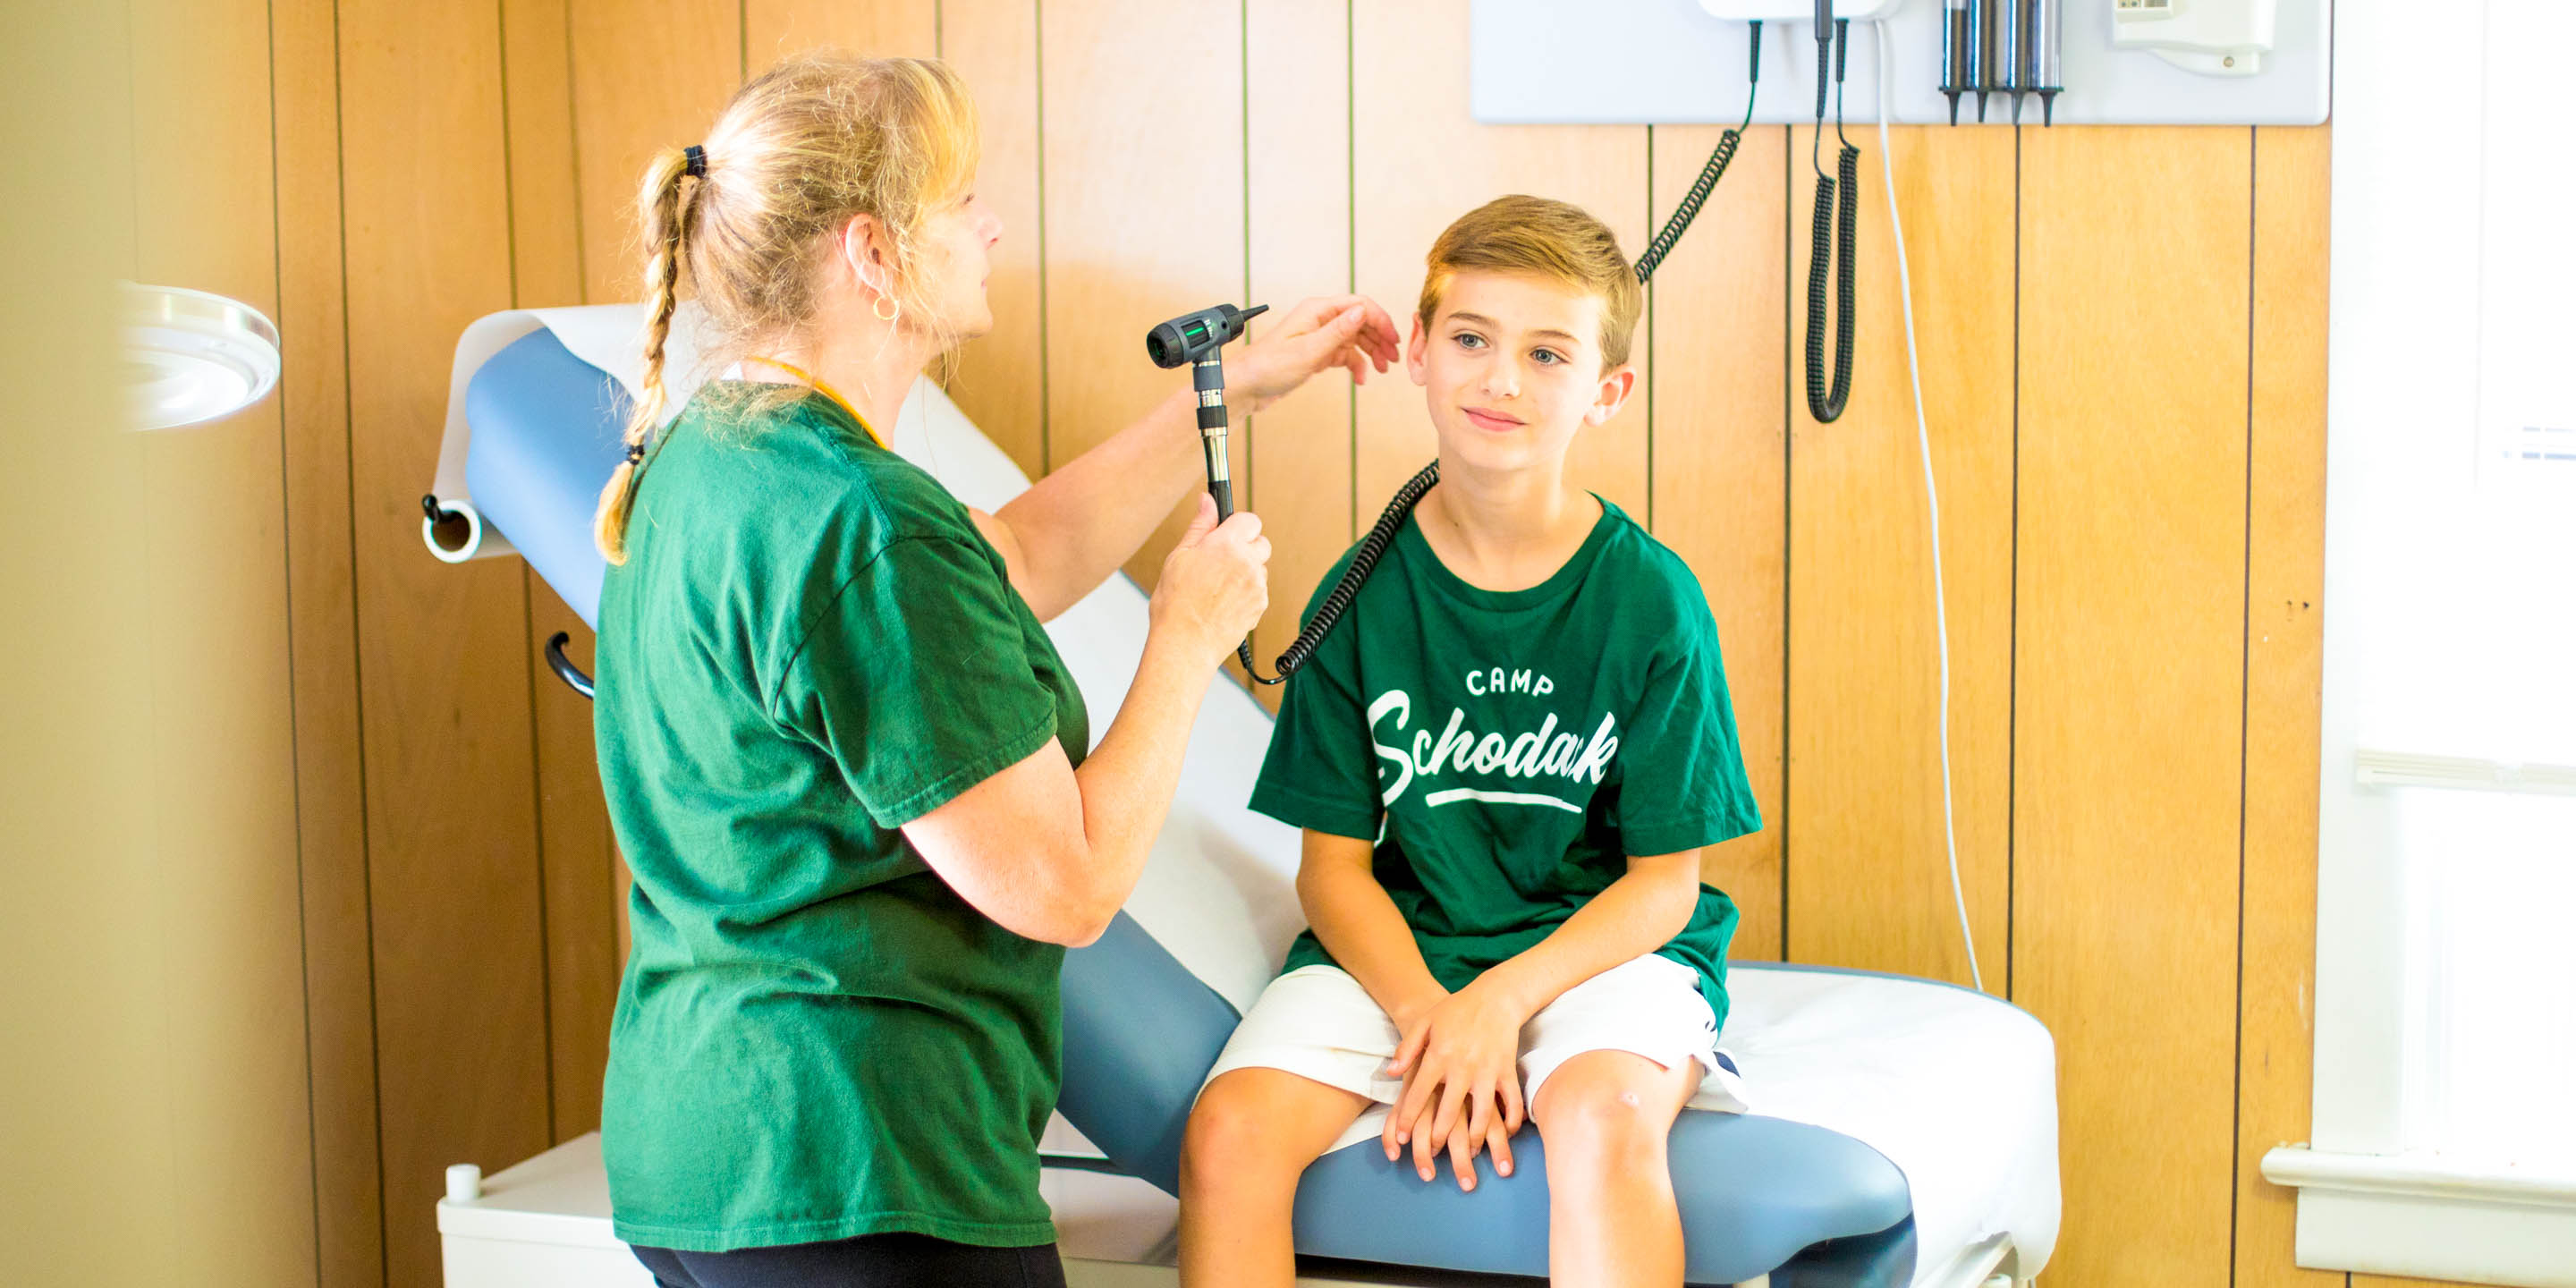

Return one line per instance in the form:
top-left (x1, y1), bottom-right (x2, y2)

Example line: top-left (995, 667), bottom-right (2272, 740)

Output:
top-left (589, 55), bottom-right (1399, 1288)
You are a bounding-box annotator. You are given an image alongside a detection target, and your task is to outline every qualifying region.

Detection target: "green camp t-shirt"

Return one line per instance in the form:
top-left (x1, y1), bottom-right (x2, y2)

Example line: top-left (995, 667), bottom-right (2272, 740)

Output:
top-left (592, 385), bottom-right (1085, 1253)
top-left (1249, 496), bottom-right (1761, 1028)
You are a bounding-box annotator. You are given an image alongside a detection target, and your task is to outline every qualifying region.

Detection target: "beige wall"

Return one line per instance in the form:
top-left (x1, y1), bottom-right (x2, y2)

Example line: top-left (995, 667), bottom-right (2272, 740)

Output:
top-left (2, 4), bottom-right (2474, 1288)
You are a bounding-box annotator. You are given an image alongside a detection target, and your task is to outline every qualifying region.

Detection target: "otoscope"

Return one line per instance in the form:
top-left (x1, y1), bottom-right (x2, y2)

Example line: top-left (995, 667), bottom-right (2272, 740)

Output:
top-left (1148, 23), bottom-right (1769, 686)
top-left (1144, 301), bottom-right (1270, 678)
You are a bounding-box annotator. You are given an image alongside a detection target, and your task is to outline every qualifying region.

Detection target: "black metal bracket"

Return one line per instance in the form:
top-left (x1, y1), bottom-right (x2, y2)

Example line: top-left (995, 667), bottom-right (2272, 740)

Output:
top-left (545, 631), bottom-right (595, 700)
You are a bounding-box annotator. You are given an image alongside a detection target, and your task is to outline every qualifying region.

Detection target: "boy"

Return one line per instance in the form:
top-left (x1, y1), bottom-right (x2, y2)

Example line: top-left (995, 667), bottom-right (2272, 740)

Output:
top-left (1178, 195), bottom-right (1763, 1288)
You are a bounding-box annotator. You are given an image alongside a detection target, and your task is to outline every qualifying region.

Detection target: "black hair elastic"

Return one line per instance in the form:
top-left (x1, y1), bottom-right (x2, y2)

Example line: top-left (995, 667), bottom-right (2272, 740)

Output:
top-left (624, 442), bottom-right (647, 465)
top-left (682, 145), bottom-right (708, 178)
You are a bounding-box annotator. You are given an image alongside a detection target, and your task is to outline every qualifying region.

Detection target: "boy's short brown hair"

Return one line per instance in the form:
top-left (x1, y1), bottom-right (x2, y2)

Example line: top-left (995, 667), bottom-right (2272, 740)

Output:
top-left (1417, 195), bottom-right (1643, 369)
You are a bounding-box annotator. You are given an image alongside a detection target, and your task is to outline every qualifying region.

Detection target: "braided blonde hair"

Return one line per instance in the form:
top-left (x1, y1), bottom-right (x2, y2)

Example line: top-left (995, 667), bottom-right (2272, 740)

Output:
top-left (594, 54), bottom-right (982, 564)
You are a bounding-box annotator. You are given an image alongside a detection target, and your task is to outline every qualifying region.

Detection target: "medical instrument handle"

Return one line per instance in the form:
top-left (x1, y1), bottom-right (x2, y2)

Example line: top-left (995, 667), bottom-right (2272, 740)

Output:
top-left (544, 631), bottom-right (596, 699)
top-left (1192, 354), bottom-right (1236, 522)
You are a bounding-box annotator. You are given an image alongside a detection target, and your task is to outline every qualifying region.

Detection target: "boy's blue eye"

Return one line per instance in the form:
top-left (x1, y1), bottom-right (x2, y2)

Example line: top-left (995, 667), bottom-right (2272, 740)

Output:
top-left (1454, 333), bottom-right (1485, 350)
top-left (1531, 348), bottom-right (1563, 365)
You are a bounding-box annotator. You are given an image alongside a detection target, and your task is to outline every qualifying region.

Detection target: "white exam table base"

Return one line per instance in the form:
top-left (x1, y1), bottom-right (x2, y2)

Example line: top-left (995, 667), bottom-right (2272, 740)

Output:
top-left (436, 1134), bottom-right (2027, 1288)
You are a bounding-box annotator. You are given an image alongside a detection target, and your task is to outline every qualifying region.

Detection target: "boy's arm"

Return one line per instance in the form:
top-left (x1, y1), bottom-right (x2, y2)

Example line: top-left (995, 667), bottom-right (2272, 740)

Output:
top-left (1466, 848), bottom-right (1705, 1022)
top-left (1296, 828), bottom-right (1449, 1027)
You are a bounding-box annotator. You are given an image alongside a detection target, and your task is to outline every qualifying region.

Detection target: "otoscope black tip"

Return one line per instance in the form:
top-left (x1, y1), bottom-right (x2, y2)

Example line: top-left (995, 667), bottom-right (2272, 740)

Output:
top-left (2010, 91), bottom-right (2025, 125)
top-left (1944, 90), bottom-right (1962, 125)
top-left (2039, 90), bottom-right (2058, 126)
top-left (1975, 91), bottom-right (1989, 123)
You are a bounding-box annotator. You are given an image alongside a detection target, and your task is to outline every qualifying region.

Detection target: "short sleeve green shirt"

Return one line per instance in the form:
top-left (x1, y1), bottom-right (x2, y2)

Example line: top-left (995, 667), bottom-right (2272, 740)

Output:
top-left (1249, 499), bottom-right (1760, 1028)
top-left (593, 386), bottom-right (1086, 1252)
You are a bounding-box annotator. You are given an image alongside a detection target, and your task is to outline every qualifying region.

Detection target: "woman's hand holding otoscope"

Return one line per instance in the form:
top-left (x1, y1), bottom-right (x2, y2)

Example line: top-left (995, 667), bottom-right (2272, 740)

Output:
top-left (1146, 294), bottom-right (1399, 678)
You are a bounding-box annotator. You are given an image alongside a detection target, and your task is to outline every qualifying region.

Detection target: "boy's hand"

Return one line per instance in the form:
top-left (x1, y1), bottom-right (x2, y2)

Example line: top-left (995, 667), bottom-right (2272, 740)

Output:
top-left (1382, 981), bottom-right (1527, 1191)
top-left (1224, 294), bottom-right (1402, 415)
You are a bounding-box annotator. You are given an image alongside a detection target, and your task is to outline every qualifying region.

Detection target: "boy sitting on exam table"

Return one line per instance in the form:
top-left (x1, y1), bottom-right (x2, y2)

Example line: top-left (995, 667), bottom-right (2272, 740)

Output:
top-left (1178, 195), bottom-right (1764, 1288)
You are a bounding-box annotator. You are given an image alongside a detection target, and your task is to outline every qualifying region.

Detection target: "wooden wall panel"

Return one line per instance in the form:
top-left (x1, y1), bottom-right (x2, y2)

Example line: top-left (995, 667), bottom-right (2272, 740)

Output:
top-left (1785, 125), bottom-right (2015, 987)
top-left (1039, 0), bottom-right (1245, 588)
top-left (745, 0), bottom-right (936, 65)
top-left (2236, 124), bottom-right (2342, 1288)
top-left (129, 1), bottom-right (318, 1284)
top-left (2015, 126), bottom-right (2253, 1286)
top-left (504, 0), bottom-right (618, 1146)
top-left (1647, 124), bottom-right (1790, 960)
top-left (1351, 0), bottom-right (1650, 521)
top-left (1245, 0), bottom-right (1356, 710)
top-left (271, 0), bottom-right (386, 1278)
top-left (944, 0), bottom-right (1048, 478)
top-left (569, 0), bottom-right (743, 309)
top-left (338, 1), bottom-right (552, 1282)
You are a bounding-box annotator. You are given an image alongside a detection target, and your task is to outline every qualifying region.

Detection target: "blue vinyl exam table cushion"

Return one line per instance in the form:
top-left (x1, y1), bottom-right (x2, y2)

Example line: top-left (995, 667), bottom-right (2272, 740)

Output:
top-left (460, 326), bottom-right (1919, 1286)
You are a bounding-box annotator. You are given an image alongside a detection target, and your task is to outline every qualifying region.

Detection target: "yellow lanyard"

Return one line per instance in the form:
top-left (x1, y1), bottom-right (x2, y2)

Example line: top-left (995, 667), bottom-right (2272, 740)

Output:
top-left (746, 357), bottom-right (889, 451)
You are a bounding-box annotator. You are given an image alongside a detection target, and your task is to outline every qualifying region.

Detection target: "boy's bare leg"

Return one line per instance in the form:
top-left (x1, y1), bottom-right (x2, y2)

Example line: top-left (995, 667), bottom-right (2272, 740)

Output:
top-left (1530, 1050), bottom-right (1703, 1288)
top-left (1179, 1068), bottom-right (1373, 1288)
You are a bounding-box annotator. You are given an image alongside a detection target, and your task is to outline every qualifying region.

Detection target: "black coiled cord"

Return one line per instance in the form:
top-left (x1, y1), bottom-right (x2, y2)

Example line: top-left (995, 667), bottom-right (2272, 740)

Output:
top-left (1239, 28), bottom-right (1767, 686)
top-left (1804, 20), bottom-right (1857, 425)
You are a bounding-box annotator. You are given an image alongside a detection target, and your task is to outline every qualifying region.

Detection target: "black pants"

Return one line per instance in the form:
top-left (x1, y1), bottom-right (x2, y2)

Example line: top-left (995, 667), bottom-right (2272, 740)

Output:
top-left (631, 1232), bottom-right (1067, 1288)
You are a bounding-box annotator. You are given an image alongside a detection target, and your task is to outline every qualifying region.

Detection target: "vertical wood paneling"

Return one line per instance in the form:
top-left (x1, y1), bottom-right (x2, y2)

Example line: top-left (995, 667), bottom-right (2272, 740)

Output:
top-left (2015, 126), bottom-right (2252, 1286)
top-left (338, 1), bottom-right (551, 1282)
top-left (569, 0), bottom-right (743, 309)
top-left (1039, 0), bottom-right (1244, 588)
top-left (1351, 0), bottom-right (1649, 521)
top-left (943, 0), bottom-right (1047, 478)
top-left (129, 1), bottom-right (318, 1283)
top-left (504, 0), bottom-right (618, 1146)
top-left (745, 0), bottom-right (936, 64)
top-left (2236, 124), bottom-right (2342, 1288)
top-left (1785, 125), bottom-right (2015, 986)
top-left (1245, 0), bottom-right (1356, 711)
top-left (1647, 124), bottom-right (1790, 959)
top-left (272, 0), bottom-right (386, 1277)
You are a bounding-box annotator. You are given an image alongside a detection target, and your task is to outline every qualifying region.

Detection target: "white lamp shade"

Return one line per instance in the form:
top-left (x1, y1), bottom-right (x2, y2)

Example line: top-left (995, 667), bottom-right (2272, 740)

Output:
top-left (120, 282), bottom-right (281, 430)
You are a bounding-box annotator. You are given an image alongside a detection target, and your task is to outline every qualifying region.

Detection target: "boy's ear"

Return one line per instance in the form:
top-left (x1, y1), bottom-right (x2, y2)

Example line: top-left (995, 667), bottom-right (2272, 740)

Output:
top-left (1404, 315), bottom-right (1430, 386)
top-left (1584, 363), bottom-right (1638, 426)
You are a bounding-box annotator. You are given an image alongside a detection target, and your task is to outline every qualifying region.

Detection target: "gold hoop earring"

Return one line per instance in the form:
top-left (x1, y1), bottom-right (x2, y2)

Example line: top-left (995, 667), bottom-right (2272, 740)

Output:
top-left (873, 294), bottom-right (900, 324)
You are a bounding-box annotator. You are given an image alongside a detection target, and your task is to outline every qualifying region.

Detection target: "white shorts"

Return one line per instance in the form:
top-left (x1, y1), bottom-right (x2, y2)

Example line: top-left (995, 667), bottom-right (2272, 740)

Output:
top-left (1200, 953), bottom-right (1750, 1156)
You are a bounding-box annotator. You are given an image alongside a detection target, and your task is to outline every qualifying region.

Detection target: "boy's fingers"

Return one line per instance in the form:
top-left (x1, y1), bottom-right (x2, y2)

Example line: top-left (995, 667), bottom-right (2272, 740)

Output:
top-left (1501, 1077), bottom-right (1525, 1134)
top-left (1449, 1123), bottom-right (1477, 1191)
top-left (1464, 1086), bottom-right (1492, 1148)
top-left (1413, 1108), bottom-right (1439, 1182)
top-left (1428, 1080), bottom-right (1468, 1148)
top-left (1488, 1122), bottom-right (1514, 1178)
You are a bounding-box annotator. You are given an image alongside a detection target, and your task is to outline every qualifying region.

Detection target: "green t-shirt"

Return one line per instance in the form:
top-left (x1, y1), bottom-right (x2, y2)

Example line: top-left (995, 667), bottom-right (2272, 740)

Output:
top-left (1249, 497), bottom-right (1761, 1029)
top-left (592, 386), bottom-right (1086, 1253)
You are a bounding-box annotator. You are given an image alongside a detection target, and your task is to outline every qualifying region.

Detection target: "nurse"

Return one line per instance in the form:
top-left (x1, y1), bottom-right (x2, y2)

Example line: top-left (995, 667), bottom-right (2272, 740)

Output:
top-left (587, 54), bottom-right (1399, 1288)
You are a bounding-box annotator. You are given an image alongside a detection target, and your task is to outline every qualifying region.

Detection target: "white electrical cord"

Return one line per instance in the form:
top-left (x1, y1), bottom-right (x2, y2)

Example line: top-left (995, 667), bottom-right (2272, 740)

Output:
top-left (1873, 19), bottom-right (1984, 993)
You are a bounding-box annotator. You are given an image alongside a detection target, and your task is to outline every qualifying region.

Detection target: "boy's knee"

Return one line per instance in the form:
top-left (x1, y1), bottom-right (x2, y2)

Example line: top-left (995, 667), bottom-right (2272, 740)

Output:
top-left (1534, 1074), bottom-right (1673, 1167)
top-left (1181, 1077), bottom-right (1301, 1187)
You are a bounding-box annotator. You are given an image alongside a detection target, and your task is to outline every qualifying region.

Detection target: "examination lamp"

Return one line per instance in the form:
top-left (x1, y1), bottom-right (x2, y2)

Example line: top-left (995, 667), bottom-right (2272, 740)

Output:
top-left (118, 282), bottom-right (282, 431)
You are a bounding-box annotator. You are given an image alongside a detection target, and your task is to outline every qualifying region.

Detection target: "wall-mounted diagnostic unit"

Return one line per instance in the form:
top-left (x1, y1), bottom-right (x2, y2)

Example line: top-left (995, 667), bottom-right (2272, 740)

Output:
top-left (1471, 0), bottom-right (2327, 126)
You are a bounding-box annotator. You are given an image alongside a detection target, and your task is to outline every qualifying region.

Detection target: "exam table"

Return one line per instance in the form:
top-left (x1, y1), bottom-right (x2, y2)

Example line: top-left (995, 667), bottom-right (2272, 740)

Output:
top-left (426, 305), bottom-right (2060, 1288)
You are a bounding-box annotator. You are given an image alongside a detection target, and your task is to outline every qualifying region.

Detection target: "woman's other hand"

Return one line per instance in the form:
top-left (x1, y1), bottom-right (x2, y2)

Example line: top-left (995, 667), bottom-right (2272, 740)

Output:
top-left (1225, 294), bottom-right (1402, 414)
top-left (1150, 494), bottom-right (1270, 666)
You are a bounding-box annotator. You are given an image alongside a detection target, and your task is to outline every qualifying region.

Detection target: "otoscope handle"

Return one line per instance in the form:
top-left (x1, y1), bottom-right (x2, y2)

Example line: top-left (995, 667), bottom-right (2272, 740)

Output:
top-left (1192, 354), bottom-right (1235, 520)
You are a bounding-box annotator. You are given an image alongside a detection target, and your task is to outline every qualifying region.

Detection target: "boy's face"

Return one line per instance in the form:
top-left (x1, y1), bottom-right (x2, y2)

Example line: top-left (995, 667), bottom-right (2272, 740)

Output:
top-left (1406, 269), bottom-right (1636, 477)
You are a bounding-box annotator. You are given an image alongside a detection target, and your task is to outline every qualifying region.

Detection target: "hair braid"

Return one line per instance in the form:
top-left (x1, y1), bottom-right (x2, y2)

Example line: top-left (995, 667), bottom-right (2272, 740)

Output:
top-left (594, 146), bottom-right (695, 564)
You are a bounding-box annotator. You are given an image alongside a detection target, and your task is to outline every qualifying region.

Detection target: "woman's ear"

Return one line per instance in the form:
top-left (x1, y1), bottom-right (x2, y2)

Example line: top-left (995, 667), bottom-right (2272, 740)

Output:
top-left (1584, 363), bottom-right (1638, 426)
top-left (835, 214), bottom-right (897, 301)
